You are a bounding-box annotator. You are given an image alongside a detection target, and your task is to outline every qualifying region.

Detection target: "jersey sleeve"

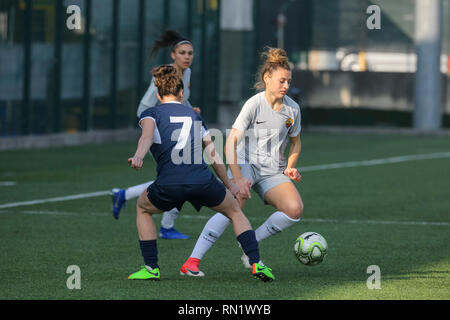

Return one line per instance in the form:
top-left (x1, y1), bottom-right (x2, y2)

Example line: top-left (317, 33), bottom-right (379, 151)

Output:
top-left (182, 68), bottom-right (193, 109)
top-left (137, 78), bottom-right (159, 117)
top-left (138, 108), bottom-right (156, 128)
top-left (232, 96), bottom-right (257, 132)
top-left (288, 106), bottom-right (302, 137)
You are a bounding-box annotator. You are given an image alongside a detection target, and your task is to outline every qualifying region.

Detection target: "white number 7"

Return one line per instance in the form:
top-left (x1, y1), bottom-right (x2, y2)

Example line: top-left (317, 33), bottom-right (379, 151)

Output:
top-left (170, 116), bottom-right (192, 149)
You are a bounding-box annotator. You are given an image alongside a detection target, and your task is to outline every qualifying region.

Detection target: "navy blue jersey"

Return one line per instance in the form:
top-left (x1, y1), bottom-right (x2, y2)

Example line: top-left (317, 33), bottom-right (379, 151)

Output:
top-left (139, 102), bottom-right (213, 185)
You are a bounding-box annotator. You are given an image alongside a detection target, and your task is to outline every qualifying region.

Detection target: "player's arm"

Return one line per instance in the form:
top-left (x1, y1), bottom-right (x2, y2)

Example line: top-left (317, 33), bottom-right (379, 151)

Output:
top-left (202, 133), bottom-right (239, 198)
top-left (284, 134), bottom-right (302, 182)
top-left (128, 118), bottom-right (155, 170)
top-left (137, 79), bottom-right (158, 117)
top-left (224, 128), bottom-right (252, 199)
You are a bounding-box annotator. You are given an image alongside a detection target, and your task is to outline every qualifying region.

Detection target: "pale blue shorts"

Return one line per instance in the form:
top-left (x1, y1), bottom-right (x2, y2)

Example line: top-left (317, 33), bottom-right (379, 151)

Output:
top-left (227, 163), bottom-right (292, 202)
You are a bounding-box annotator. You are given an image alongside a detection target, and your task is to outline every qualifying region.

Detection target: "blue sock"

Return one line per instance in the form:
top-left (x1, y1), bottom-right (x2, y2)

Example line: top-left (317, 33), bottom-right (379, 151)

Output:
top-left (139, 240), bottom-right (159, 269)
top-left (236, 230), bottom-right (260, 265)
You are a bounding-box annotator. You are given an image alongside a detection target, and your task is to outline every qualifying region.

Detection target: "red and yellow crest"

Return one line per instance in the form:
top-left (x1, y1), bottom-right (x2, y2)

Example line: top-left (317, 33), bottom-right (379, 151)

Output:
top-left (285, 118), bottom-right (294, 128)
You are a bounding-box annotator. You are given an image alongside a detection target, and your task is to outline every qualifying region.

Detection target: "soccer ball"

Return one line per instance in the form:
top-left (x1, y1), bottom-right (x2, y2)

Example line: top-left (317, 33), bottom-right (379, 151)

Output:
top-left (294, 232), bottom-right (328, 266)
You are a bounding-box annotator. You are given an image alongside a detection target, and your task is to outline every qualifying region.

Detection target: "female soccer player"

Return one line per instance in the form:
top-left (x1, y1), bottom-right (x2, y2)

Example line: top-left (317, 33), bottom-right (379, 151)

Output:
top-left (180, 47), bottom-right (303, 276)
top-left (112, 30), bottom-right (199, 240)
top-left (127, 65), bottom-right (274, 282)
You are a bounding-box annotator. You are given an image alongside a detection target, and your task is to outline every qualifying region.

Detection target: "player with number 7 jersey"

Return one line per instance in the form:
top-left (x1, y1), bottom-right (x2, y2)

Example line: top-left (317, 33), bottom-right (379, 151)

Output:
top-left (127, 65), bottom-right (274, 282)
top-left (139, 104), bottom-right (211, 186)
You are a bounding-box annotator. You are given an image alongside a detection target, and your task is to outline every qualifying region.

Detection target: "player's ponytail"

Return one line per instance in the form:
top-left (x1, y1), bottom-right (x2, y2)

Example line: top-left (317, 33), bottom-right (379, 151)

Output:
top-left (150, 29), bottom-right (193, 57)
top-left (254, 47), bottom-right (292, 90)
top-left (152, 65), bottom-right (183, 98)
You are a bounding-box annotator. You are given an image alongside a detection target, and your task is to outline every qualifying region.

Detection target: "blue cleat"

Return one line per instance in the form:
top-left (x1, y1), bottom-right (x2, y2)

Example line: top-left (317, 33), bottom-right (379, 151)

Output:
top-left (159, 227), bottom-right (190, 239)
top-left (112, 188), bottom-right (126, 220)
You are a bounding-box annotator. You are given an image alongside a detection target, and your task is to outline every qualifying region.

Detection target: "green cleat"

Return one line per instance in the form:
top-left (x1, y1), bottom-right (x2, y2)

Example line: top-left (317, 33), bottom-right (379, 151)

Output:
top-left (252, 262), bottom-right (275, 282)
top-left (128, 266), bottom-right (160, 281)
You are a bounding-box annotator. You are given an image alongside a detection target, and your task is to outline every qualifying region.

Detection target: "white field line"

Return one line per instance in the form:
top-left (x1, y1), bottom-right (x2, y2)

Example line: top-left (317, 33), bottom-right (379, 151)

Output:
top-left (180, 215), bottom-right (450, 227)
top-left (302, 218), bottom-right (450, 227)
top-left (180, 214), bottom-right (450, 227)
top-left (0, 191), bottom-right (110, 209)
top-left (0, 210), bottom-right (109, 217)
top-left (21, 210), bottom-right (78, 216)
top-left (298, 151), bottom-right (450, 172)
top-left (0, 211), bottom-right (448, 227)
top-left (0, 151), bottom-right (449, 210)
top-left (0, 181), bottom-right (16, 186)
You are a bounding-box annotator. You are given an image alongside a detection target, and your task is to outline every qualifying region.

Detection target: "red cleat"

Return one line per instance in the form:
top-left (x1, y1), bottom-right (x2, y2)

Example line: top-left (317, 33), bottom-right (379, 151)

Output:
top-left (180, 257), bottom-right (205, 277)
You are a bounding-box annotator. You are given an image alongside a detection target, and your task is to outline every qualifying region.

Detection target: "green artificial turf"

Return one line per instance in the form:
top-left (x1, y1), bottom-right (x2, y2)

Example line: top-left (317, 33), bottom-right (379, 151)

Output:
top-left (0, 133), bottom-right (449, 300)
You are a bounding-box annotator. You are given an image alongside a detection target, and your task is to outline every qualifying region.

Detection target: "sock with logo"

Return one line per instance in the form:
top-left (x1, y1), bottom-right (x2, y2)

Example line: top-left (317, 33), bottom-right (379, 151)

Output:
top-left (255, 211), bottom-right (300, 242)
top-left (190, 213), bottom-right (231, 259)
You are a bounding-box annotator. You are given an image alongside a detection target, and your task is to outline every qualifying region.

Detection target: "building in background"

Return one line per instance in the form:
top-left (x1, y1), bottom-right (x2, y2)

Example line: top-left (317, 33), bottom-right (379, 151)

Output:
top-left (1, 0), bottom-right (449, 137)
top-left (221, 0), bottom-right (450, 129)
top-left (0, 0), bottom-right (220, 136)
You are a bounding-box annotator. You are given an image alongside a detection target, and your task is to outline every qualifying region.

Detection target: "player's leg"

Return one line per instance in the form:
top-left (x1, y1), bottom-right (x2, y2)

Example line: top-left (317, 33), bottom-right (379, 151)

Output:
top-left (180, 167), bottom-right (252, 274)
top-left (136, 191), bottom-right (162, 240)
top-left (237, 178), bottom-right (303, 269)
top-left (210, 190), bottom-right (274, 282)
top-left (112, 181), bottom-right (153, 219)
top-left (112, 181), bottom-right (188, 239)
top-left (128, 191), bottom-right (163, 280)
top-left (159, 207), bottom-right (189, 240)
top-left (187, 197), bottom-right (246, 259)
top-left (255, 181), bottom-right (303, 242)
top-left (180, 211), bottom-right (231, 276)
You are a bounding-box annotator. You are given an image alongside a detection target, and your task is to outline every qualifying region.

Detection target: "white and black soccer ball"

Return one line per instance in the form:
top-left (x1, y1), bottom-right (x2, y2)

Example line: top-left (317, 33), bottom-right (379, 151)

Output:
top-left (294, 232), bottom-right (328, 266)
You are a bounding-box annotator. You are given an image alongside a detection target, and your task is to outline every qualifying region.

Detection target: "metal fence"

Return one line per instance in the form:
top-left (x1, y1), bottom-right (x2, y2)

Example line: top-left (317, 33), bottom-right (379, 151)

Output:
top-left (1, 0), bottom-right (449, 137)
top-left (0, 0), bottom-right (220, 136)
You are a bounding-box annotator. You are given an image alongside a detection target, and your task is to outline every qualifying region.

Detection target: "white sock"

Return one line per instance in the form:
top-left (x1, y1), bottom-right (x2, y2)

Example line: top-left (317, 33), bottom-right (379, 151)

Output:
top-left (190, 213), bottom-right (231, 259)
top-left (160, 208), bottom-right (180, 229)
top-left (255, 211), bottom-right (300, 242)
top-left (124, 181), bottom-right (154, 200)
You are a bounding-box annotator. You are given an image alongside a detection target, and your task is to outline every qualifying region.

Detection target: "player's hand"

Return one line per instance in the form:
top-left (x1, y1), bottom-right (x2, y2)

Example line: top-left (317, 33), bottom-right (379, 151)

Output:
top-left (228, 183), bottom-right (240, 199)
top-left (193, 107), bottom-right (201, 114)
top-left (128, 156), bottom-right (143, 170)
top-left (235, 177), bottom-right (252, 199)
top-left (284, 168), bottom-right (301, 182)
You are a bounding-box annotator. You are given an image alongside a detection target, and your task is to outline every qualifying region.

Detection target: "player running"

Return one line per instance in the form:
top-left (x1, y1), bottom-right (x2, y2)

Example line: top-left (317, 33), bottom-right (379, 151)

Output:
top-left (180, 47), bottom-right (303, 276)
top-left (112, 30), bottom-right (198, 240)
top-left (126, 64), bottom-right (274, 282)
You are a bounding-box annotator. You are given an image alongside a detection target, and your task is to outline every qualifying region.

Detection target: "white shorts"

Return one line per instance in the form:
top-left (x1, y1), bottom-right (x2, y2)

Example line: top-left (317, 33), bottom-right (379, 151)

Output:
top-left (227, 163), bottom-right (292, 202)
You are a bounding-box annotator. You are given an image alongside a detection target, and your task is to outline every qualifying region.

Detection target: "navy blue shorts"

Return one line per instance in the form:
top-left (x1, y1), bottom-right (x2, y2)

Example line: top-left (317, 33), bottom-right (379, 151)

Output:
top-left (146, 175), bottom-right (227, 212)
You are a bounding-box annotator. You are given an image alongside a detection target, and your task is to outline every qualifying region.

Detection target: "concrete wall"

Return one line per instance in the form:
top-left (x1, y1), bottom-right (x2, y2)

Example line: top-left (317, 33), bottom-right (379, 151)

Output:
top-left (291, 70), bottom-right (450, 113)
top-left (217, 68), bottom-right (450, 130)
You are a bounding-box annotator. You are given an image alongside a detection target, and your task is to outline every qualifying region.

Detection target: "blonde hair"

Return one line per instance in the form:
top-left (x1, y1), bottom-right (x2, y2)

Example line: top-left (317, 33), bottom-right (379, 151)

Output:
top-left (254, 47), bottom-right (291, 90)
top-left (152, 65), bottom-right (183, 97)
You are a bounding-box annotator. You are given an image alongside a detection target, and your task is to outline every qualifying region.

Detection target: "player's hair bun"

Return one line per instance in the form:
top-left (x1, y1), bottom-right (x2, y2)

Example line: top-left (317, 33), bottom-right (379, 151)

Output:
top-left (265, 47), bottom-right (289, 65)
top-left (152, 65), bottom-right (183, 98)
top-left (254, 47), bottom-right (291, 90)
top-left (152, 64), bottom-right (177, 80)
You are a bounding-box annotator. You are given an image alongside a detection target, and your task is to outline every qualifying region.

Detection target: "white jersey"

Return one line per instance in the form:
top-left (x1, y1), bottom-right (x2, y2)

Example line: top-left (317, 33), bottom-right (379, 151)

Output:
top-left (232, 91), bottom-right (301, 175)
top-left (137, 67), bottom-right (193, 117)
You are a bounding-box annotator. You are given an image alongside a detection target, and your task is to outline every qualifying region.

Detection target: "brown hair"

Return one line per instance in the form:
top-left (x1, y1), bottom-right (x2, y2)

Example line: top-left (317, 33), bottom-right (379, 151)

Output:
top-left (254, 47), bottom-right (291, 90)
top-left (150, 29), bottom-right (193, 57)
top-left (152, 65), bottom-right (183, 98)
